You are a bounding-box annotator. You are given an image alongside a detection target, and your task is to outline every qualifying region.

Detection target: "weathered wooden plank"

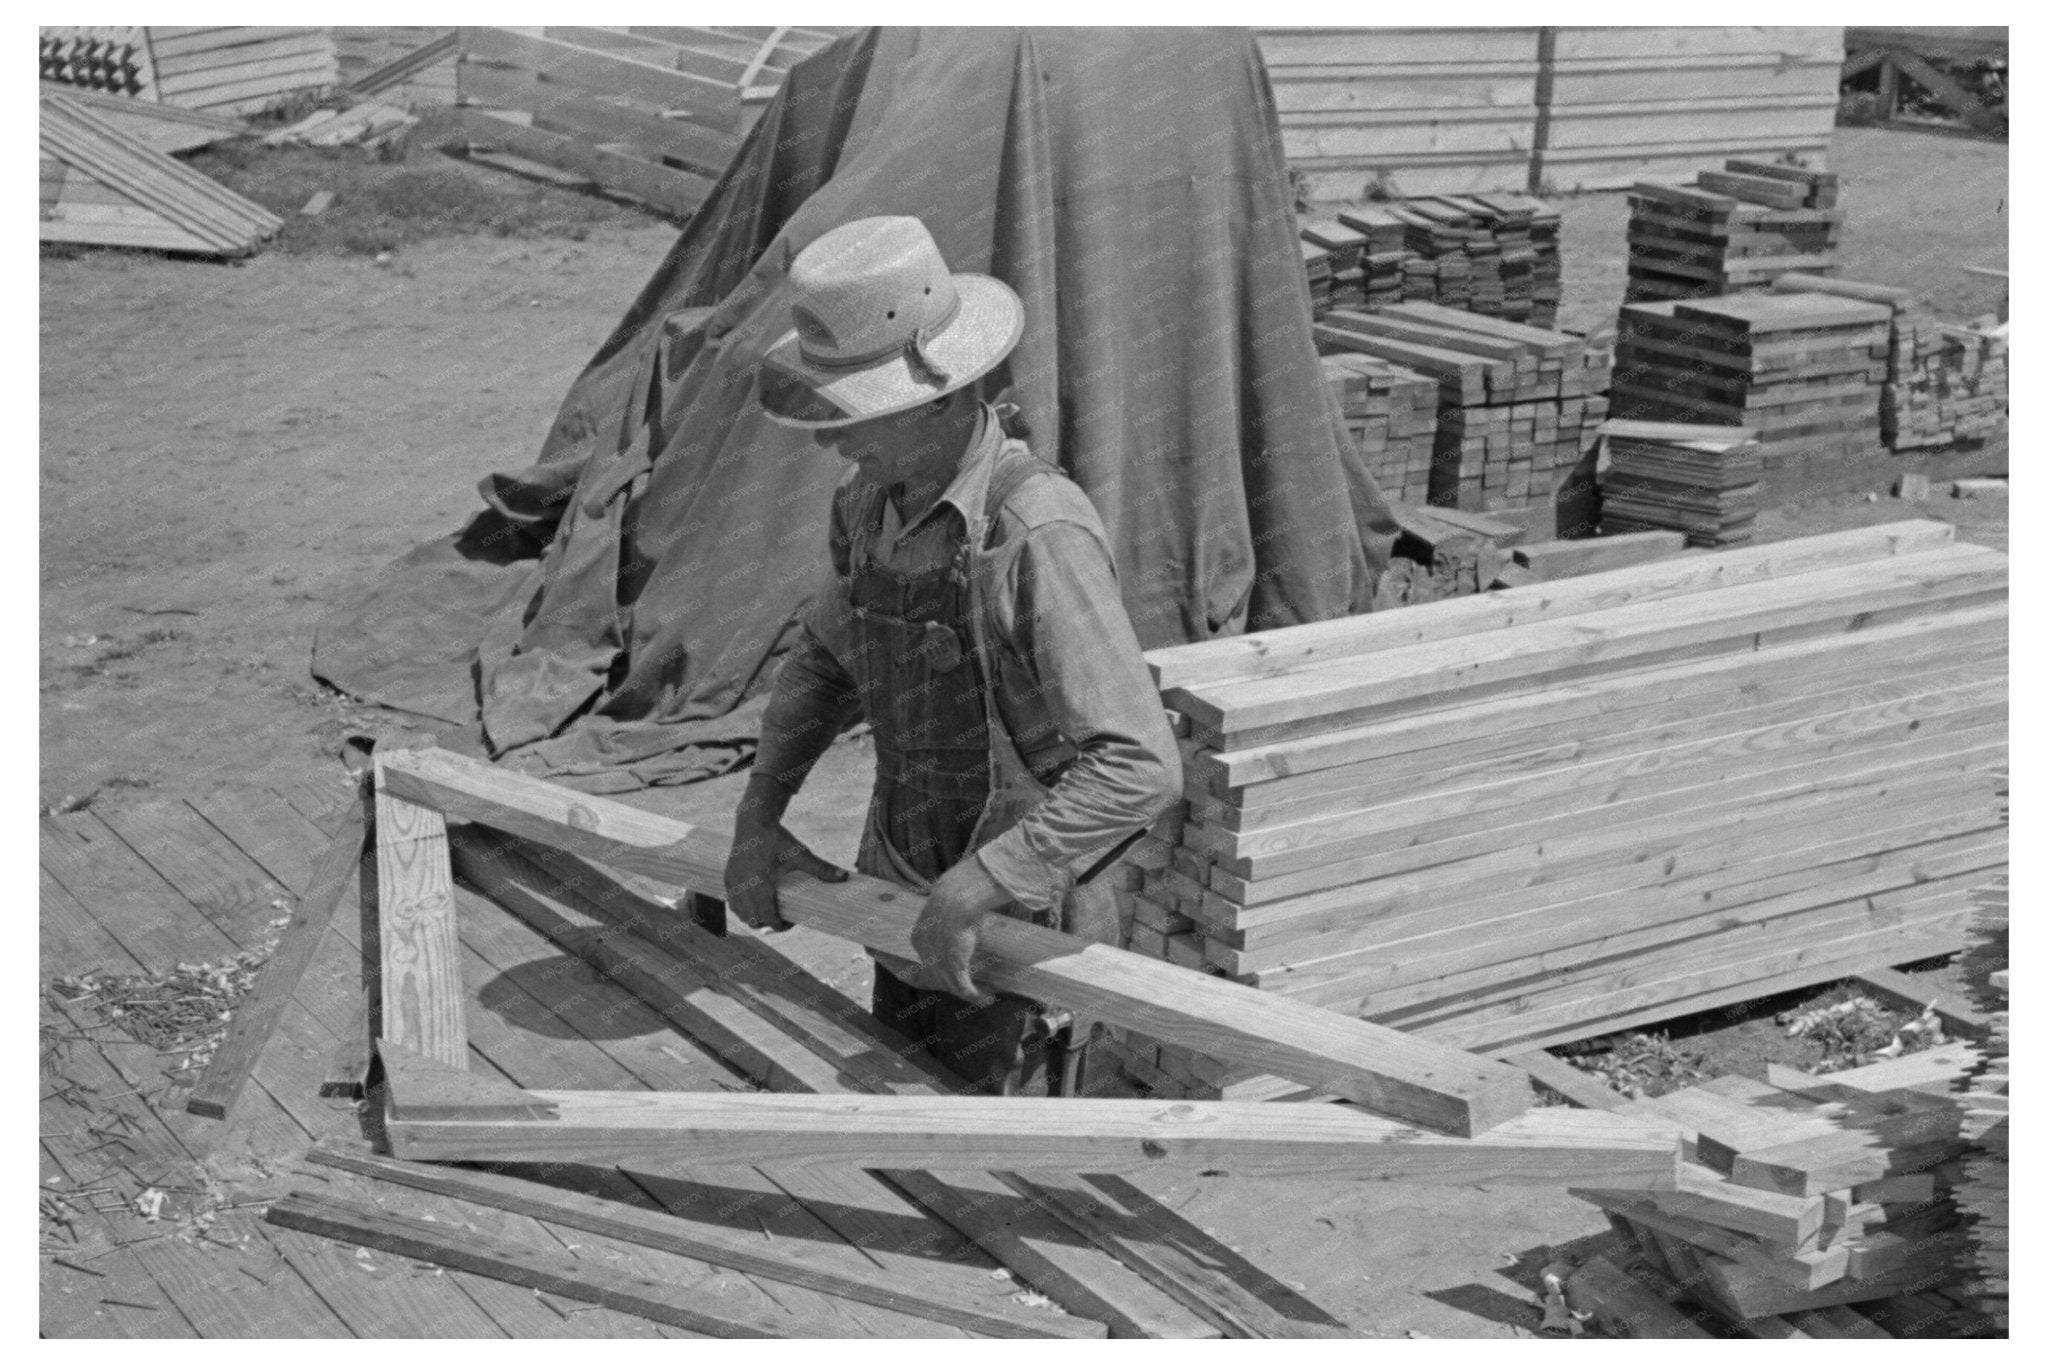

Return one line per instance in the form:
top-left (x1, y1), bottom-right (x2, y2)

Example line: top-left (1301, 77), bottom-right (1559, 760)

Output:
top-left (372, 755), bottom-right (467, 1069)
top-left (382, 748), bottom-right (1535, 1137)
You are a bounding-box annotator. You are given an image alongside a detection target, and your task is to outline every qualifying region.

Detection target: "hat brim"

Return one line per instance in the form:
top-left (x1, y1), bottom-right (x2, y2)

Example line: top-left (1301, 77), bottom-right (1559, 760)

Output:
top-left (757, 273), bottom-right (1025, 429)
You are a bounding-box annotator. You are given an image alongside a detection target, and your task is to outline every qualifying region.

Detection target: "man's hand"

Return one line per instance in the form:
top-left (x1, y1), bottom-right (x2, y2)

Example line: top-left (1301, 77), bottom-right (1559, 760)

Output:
top-left (725, 799), bottom-right (846, 931)
top-left (910, 855), bottom-right (1012, 1002)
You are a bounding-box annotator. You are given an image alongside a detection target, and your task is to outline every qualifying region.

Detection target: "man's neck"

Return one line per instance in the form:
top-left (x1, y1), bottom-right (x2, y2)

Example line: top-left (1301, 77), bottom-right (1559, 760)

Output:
top-left (888, 402), bottom-right (985, 524)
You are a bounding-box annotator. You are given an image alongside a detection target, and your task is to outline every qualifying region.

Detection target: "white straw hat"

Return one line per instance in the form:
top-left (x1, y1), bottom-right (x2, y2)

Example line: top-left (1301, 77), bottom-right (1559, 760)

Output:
top-left (757, 216), bottom-right (1024, 429)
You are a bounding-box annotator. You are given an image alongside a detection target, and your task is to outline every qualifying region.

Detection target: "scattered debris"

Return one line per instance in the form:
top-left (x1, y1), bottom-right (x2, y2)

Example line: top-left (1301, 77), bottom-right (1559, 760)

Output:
top-left (264, 102), bottom-right (416, 151)
top-left (50, 950), bottom-right (273, 1075)
top-left (1559, 1033), bottom-right (1712, 1099)
top-left (1776, 992), bottom-right (1946, 1073)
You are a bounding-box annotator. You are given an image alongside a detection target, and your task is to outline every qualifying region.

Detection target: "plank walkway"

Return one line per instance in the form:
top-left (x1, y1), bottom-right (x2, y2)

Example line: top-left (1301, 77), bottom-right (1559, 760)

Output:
top-left (40, 783), bottom-right (1143, 1338)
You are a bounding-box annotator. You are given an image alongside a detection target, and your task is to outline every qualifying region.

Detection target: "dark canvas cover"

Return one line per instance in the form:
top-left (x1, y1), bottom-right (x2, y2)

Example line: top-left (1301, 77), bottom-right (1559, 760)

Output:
top-left (314, 26), bottom-right (1396, 789)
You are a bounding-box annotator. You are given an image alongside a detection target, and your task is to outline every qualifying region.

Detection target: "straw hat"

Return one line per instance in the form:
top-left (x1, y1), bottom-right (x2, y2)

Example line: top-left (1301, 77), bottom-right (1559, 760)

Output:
top-left (757, 216), bottom-right (1024, 429)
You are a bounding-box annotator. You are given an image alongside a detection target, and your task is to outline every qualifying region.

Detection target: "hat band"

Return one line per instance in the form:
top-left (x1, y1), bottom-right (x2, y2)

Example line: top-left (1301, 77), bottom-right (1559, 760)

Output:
top-left (797, 288), bottom-right (964, 374)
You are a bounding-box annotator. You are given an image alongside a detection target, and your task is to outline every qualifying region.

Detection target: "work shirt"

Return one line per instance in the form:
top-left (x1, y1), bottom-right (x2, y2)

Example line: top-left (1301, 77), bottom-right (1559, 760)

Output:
top-left (775, 405), bottom-right (1181, 919)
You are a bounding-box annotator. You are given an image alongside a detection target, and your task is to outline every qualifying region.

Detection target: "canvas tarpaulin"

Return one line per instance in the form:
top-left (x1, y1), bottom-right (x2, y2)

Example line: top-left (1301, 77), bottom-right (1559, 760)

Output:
top-left (314, 26), bottom-right (1397, 790)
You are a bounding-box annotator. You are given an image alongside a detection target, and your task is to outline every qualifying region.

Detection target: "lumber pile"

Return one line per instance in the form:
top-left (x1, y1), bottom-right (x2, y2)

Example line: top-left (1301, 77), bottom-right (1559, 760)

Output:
top-left (1598, 419), bottom-right (1764, 547)
top-left (1316, 303), bottom-right (1609, 514)
top-left (1572, 1060), bottom-right (1992, 1335)
top-left (451, 27), bottom-right (843, 217)
top-left (1368, 503), bottom-right (1528, 609)
top-left (34, 82), bottom-right (248, 155)
top-left (1952, 772), bottom-right (2008, 1333)
top-left (1114, 523), bottom-right (2007, 1102)
top-left (1611, 293), bottom-right (1888, 491)
top-left (41, 26), bottom-right (342, 116)
top-left (38, 27), bottom-right (154, 97)
top-left (1302, 197), bottom-right (1560, 328)
top-left (1321, 353), bottom-right (1438, 505)
top-left (40, 92), bottom-right (283, 257)
top-left (1625, 166), bottom-right (1843, 304)
top-left (1767, 273), bottom-right (2011, 451)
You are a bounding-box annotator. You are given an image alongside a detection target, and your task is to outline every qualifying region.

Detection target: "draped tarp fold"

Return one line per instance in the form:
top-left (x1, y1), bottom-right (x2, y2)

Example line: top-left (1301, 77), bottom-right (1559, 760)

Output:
top-left (314, 27), bottom-right (1397, 789)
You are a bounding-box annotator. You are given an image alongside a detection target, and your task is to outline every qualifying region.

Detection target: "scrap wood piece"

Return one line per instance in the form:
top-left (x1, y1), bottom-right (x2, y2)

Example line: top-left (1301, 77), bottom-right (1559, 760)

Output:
top-left (377, 1039), bottom-right (556, 1121)
top-left (186, 787), bottom-right (367, 1119)
top-left (371, 753), bottom-right (467, 1070)
top-left (265, 1190), bottom-right (842, 1337)
top-left (384, 1090), bottom-right (1681, 1185)
top-left (380, 746), bottom-right (1534, 1137)
top-left (1851, 967), bottom-right (1994, 1042)
top-left (305, 1139), bottom-right (1102, 1339)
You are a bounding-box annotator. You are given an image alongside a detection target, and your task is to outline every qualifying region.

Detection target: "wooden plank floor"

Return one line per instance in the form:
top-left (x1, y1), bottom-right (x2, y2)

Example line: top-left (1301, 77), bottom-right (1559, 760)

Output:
top-left (38, 784), bottom-right (1090, 1338)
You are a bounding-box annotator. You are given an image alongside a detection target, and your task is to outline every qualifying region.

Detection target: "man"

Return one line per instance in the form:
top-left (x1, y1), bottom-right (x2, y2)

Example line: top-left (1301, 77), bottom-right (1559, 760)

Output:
top-left (725, 215), bottom-right (1182, 1096)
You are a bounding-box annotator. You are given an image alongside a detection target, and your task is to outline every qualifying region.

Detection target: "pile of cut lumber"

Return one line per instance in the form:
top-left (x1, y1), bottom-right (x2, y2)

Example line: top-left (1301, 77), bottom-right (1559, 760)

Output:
top-left (1570, 1055), bottom-right (1994, 1337)
top-left (1953, 805), bottom-right (2008, 1333)
top-left (39, 27), bottom-right (151, 96)
top-left (1300, 218), bottom-right (1366, 316)
top-left (1114, 522), bottom-right (2006, 1098)
top-left (1369, 503), bottom-right (1529, 609)
top-left (40, 91), bottom-right (283, 257)
top-left (1320, 353), bottom-right (1437, 505)
top-left (1598, 419), bottom-right (1763, 547)
top-left (1300, 237), bottom-right (1335, 318)
top-left (1305, 197), bottom-right (1560, 327)
top-left (1767, 272), bottom-right (2010, 451)
top-left (1316, 303), bottom-right (1609, 514)
top-left (1612, 293), bottom-right (1888, 490)
top-left (1625, 164), bottom-right (1843, 304)
top-left (152, 28), bottom-right (342, 117)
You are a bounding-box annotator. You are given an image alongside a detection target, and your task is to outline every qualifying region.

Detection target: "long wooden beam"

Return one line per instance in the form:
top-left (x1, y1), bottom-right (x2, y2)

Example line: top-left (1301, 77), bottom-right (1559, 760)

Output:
top-left (383, 1090), bottom-right (1680, 1186)
top-left (379, 746), bottom-right (1534, 1136)
top-left (306, 1139), bottom-right (1105, 1339)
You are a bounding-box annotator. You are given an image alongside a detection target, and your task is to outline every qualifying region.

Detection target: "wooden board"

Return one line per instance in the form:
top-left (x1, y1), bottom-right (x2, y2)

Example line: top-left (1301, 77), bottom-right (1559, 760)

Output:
top-left (372, 755), bottom-right (467, 1069)
top-left (380, 748), bottom-right (1537, 1137)
top-left (448, 106), bottom-right (710, 219)
top-left (386, 1091), bottom-right (1681, 1186)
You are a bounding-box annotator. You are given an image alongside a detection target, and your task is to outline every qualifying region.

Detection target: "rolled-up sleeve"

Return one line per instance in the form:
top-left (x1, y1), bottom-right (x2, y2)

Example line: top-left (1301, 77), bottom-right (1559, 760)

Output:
top-left (974, 520), bottom-right (1181, 917)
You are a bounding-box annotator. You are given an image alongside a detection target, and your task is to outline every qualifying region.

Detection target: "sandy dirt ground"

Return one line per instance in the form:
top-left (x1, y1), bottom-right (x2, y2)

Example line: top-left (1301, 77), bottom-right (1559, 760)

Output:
top-left (39, 122), bottom-right (2007, 1337)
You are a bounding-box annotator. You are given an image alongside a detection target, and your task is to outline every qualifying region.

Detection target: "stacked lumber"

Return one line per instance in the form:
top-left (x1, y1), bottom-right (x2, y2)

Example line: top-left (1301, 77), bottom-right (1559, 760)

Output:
top-left (35, 82), bottom-right (247, 155)
top-left (1571, 1060), bottom-right (1987, 1336)
top-left (39, 27), bottom-right (152, 97)
top-left (1299, 219), bottom-right (1365, 316)
top-left (1369, 503), bottom-right (1528, 609)
top-left (1333, 208), bottom-right (1410, 307)
top-left (331, 27), bottom-right (457, 107)
top-left (1113, 523), bottom-right (2007, 1100)
top-left (1321, 354), bottom-right (1438, 505)
top-left (451, 27), bottom-right (846, 217)
top-left (40, 92), bottom-right (283, 257)
top-left (1612, 293), bottom-right (1888, 490)
top-left (144, 28), bottom-right (341, 117)
top-left (1316, 303), bottom-right (1608, 513)
top-left (1299, 239), bottom-right (1334, 319)
top-left (1536, 28), bottom-right (1841, 192)
top-left (1626, 170), bottom-right (1844, 304)
top-left (1599, 419), bottom-right (1764, 546)
top-left (1766, 273), bottom-right (2011, 452)
top-left (1952, 770), bottom-right (2008, 1334)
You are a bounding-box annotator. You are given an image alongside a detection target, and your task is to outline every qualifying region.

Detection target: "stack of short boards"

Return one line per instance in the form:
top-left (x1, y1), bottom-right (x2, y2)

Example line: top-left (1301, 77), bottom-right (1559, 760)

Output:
top-left (1611, 292), bottom-right (1888, 490)
top-left (1320, 353), bottom-right (1438, 505)
top-left (1100, 522), bottom-right (2006, 1100)
top-left (1572, 1057), bottom-right (1992, 1336)
top-left (1598, 419), bottom-right (1764, 547)
top-left (1315, 303), bottom-right (1609, 514)
top-left (1953, 863), bottom-right (2008, 1332)
top-left (1297, 198), bottom-right (1562, 327)
top-left (1625, 161), bottom-right (1842, 304)
top-left (1760, 273), bottom-right (2011, 452)
top-left (1300, 218), bottom-right (1366, 316)
top-left (1300, 237), bottom-right (1336, 317)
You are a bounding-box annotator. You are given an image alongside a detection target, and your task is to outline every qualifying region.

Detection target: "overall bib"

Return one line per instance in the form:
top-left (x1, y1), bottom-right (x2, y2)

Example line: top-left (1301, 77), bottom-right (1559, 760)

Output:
top-left (840, 441), bottom-right (1119, 1096)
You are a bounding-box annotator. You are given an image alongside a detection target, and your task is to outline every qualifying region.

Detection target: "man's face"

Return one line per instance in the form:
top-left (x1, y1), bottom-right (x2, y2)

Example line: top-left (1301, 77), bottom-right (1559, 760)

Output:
top-left (814, 400), bottom-right (950, 485)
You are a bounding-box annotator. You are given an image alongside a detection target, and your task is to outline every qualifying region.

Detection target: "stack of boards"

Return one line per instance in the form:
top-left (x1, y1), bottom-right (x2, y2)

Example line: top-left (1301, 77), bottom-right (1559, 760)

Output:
top-left (1626, 161), bottom-right (1843, 304)
top-left (40, 91), bottom-right (282, 257)
top-left (1599, 419), bottom-right (1763, 547)
top-left (1315, 303), bottom-right (1609, 514)
top-left (1613, 292), bottom-right (1888, 490)
top-left (1307, 197), bottom-right (1561, 327)
top-left (1372, 503), bottom-right (1528, 611)
top-left (1768, 272), bottom-right (2009, 452)
top-left (1573, 1058), bottom-right (1990, 1336)
top-left (1319, 353), bottom-right (1438, 505)
top-left (41, 27), bottom-right (342, 118)
top-left (1103, 521), bottom-right (2005, 1103)
top-left (1954, 863), bottom-right (2008, 1332)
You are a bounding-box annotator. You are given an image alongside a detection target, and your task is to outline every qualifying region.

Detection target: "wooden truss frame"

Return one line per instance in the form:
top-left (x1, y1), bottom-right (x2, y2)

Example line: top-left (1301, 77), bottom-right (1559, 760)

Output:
top-left (365, 746), bottom-right (1683, 1186)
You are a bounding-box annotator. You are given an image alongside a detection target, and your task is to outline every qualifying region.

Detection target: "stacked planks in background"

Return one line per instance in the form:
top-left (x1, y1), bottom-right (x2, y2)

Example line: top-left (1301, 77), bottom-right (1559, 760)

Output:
top-left (1953, 802), bottom-right (2008, 1333)
top-left (1101, 522), bottom-right (2007, 1103)
top-left (1767, 272), bottom-right (2011, 452)
top-left (1302, 198), bottom-right (1560, 327)
top-left (40, 25), bottom-right (341, 115)
top-left (1321, 353), bottom-right (1438, 505)
top-left (39, 27), bottom-right (152, 96)
top-left (1574, 1059), bottom-right (1989, 1335)
top-left (1598, 419), bottom-right (1763, 547)
top-left (1611, 293), bottom-right (1888, 492)
top-left (1626, 165), bottom-right (1843, 304)
top-left (1337, 207), bottom-right (1414, 308)
top-left (1316, 303), bottom-right (1608, 515)
top-left (1300, 218), bottom-right (1366, 317)
top-left (40, 91), bottom-right (282, 257)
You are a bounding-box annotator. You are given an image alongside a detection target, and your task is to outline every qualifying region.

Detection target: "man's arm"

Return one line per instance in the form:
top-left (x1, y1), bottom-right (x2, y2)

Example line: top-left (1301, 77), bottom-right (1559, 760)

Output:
top-left (972, 519), bottom-right (1182, 918)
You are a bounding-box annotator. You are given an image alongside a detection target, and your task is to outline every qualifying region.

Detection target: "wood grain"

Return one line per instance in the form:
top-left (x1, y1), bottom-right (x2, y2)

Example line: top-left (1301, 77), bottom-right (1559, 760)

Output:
top-left (372, 755), bottom-right (467, 1069)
